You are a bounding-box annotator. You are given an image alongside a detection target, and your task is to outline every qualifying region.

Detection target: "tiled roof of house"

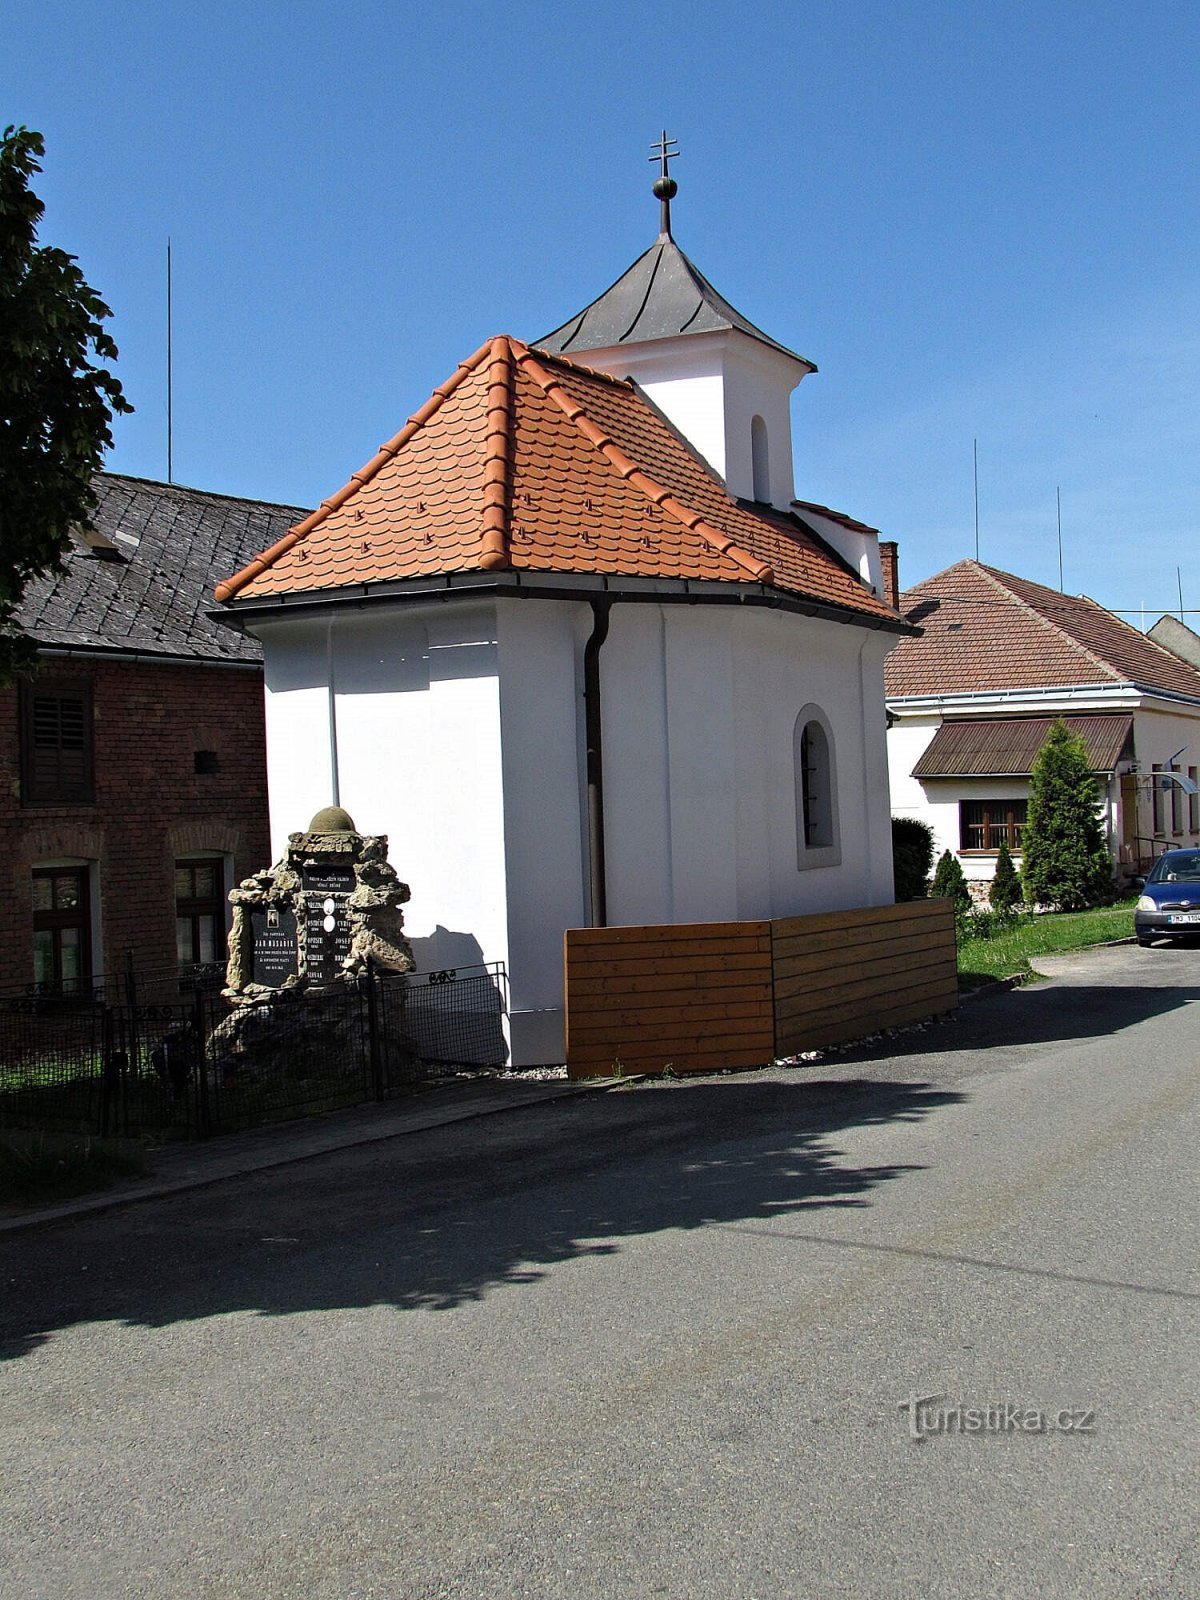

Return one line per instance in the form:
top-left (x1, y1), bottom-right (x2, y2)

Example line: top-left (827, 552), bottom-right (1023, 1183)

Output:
top-left (536, 234), bottom-right (814, 367)
top-left (885, 560), bottom-right (1200, 702)
top-left (17, 474), bottom-right (309, 663)
top-left (216, 337), bottom-right (897, 628)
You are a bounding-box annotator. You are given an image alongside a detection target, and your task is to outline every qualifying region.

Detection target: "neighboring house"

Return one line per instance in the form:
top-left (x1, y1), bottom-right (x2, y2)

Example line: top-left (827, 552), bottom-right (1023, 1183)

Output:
top-left (885, 559), bottom-right (1200, 892)
top-left (214, 191), bottom-right (912, 1064)
top-left (1148, 614), bottom-right (1200, 671)
top-left (0, 473), bottom-right (307, 992)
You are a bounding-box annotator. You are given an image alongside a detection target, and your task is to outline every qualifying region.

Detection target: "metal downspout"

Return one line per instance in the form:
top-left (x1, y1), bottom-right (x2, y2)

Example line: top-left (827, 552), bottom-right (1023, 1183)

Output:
top-left (583, 598), bottom-right (612, 927)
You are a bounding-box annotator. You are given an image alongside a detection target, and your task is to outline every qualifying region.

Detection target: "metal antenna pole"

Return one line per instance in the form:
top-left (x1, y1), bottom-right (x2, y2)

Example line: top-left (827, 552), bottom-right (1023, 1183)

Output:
top-left (973, 439), bottom-right (979, 561)
top-left (1057, 486), bottom-right (1063, 591)
top-left (167, 237), bottom-right (173, 485)
top-left (1179, 566), bottom-right (1185, 623)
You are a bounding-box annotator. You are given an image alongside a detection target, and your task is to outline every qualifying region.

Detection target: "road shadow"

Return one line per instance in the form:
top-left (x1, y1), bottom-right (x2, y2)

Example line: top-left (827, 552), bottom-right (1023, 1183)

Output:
top-left (828, 977), bottom-right (1200, 1066)
top-left (0, 1076), bottom-right (962, 1360)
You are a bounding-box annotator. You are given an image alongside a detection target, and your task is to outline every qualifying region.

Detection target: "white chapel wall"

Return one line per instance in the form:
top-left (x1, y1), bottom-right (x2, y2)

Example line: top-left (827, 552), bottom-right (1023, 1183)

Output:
top-left (258, 617), bottom-right (339, 861)
top-left (601, 604), bottom-right (897, 925)
top-left (495, 601), bottom-right (591, 1063)
top-left (258, 605), bottom-right (511, 982)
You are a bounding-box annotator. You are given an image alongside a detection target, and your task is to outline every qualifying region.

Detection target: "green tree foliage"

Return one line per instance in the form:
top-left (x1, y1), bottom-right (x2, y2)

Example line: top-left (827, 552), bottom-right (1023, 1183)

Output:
top-left (891, 816), bottom-right (935, 901)
top-left (931, 848), bottom-right (971, 912)
top-left (0, 126), bottom-right (131, 681)
top-left (989, 839), bottom-right (1023, 915)
top-left (1020, 720), bottom-right (1113, 910)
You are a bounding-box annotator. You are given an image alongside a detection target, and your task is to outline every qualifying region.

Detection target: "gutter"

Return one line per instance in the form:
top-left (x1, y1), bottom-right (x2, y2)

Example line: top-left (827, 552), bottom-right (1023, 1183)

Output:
top-left (583, 599), bottom-right (612, 927)
top-left (886, 685), bottom-right (1143, 713)
top-left (209, 570), bottom-right (915, 639)
top-left (36, 644), bottom-right (261, 671)
top-left (888, 682), bottom-right (1200, 714)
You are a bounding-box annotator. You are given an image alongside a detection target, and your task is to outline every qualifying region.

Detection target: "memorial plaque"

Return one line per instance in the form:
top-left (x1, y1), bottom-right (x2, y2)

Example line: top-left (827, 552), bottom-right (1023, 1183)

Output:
top-left (303, 891), bottom-right (354, 984)
top-left (301, 864), bottom-right (357, 897)
top-left (250, 907), bottom-right (299, 987)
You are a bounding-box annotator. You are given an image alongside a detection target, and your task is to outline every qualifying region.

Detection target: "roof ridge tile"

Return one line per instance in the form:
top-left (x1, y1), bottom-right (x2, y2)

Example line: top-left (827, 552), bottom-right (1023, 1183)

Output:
top-left (479, 335), bottom-right (514, 572)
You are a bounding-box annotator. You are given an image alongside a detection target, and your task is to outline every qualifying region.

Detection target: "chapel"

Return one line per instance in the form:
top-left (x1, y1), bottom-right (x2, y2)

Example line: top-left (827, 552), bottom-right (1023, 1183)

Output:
top-left (215, 141), bottom-right (911, 1062)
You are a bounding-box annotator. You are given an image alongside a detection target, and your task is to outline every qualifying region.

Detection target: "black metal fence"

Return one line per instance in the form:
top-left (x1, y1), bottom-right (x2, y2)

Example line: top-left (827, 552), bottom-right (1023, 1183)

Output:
top-left (0, 962), bottom-right (509, 1141)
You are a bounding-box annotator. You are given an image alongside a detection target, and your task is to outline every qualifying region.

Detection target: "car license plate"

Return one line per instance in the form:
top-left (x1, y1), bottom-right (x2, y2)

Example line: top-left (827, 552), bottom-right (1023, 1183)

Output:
top-left (1167, 913), bottom-right (1200, 925)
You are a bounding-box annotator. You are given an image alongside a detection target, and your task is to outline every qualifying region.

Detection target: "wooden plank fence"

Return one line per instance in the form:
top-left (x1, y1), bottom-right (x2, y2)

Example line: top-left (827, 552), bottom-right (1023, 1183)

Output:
top-left (564, 900), bottom-right (957, 1079)
top-left (564, 920), bottom-right (775, 1078)
top-left (772, 899), bottom-right (957, 1056)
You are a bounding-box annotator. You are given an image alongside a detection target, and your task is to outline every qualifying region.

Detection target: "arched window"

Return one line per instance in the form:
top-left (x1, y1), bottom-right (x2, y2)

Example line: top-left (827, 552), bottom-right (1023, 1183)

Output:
top-left (794, 707), bottom-right (840, 868)
top-left (751, 415), bottom-right (770, 503)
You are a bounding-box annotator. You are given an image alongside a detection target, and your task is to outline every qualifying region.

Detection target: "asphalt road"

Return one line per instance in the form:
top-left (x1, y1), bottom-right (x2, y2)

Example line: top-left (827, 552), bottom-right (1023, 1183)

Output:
top-left (2, 943), bottom-right (1198, 1599)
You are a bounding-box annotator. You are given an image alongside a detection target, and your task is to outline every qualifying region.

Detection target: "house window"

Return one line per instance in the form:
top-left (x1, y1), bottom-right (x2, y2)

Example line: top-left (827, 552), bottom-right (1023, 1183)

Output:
top-left (20, 679), bottom-right (94, 803)
top-left (32, 867), bottom-right (92, 992)
top-left (175, 858), bottom-right (226, 974)
top-left (960, 799), bottom-right (1027, 853)
top-left (1151, 764), bottom-right (1163, 834)
top-left (1170, 770), bottom-right (1183, 835)
top-left (794, 707), bottom-right (840, 867)
top-left (1190, 769), bottom-right (1199, 835)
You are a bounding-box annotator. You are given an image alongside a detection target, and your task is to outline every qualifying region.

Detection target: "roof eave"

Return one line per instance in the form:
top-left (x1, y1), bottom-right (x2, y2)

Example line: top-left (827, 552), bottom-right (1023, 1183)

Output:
top-left (210, 569), bottom-right (917, 637)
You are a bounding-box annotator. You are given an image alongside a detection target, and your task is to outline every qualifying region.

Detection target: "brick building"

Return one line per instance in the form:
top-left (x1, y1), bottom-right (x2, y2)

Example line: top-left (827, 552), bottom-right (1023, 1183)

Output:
top-left (1, 474), bottom-right (307, 991)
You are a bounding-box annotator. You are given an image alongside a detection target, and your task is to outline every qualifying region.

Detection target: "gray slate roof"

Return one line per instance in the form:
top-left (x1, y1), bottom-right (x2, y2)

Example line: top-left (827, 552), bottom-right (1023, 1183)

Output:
top-left (536, 234), bottom-right (815, 368)
top-left (16, 473), bottom-right (309, 663)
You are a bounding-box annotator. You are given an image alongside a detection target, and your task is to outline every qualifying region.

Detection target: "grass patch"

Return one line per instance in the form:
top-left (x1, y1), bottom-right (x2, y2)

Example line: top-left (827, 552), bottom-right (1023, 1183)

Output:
top-left (958, 902), bottom-right (1136, 989)
top-left (0, 1130), bottom-right (147, 1208)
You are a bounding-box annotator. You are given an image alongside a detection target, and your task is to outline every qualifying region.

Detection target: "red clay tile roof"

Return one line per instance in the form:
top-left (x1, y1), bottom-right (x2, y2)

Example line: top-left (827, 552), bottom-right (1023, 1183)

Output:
top-left (791, 500), bottom-right (881, 537)
top-left (215, 336), bottom-right (898, 626)
top-left (885, 560), bottom-right (1200, 701)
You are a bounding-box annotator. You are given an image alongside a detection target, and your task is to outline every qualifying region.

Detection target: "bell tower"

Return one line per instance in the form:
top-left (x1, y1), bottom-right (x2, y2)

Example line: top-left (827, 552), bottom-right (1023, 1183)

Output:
top-left (536, 134), bottom-right (815, 511)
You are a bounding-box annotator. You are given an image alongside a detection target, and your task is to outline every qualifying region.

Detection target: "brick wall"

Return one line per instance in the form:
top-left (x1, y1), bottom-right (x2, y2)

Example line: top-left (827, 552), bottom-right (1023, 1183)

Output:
top-left (0, 656), bottom-right (270, 989)
top-left (879, 541), bottom-right (900, 610)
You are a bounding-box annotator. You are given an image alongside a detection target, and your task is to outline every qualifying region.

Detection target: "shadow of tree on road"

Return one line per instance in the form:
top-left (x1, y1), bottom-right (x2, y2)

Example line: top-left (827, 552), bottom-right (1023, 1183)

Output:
top-left (0, 1077), bottom-right (963, 1359)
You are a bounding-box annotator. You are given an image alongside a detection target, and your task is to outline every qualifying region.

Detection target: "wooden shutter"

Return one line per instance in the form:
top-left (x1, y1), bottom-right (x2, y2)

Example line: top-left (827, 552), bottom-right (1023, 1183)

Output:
top-left (20, 680), bottom-right (94, 803)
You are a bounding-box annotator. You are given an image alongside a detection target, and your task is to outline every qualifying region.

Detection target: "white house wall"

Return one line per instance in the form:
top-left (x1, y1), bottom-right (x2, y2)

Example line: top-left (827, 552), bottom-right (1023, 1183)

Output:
top-left (1131, 703), bottom-right (1200, 854)
top-left (601, 603), bottom-right (896, 924)
top-left (258, 617), bottom-right (339, 861)
top-left (257, 596), bottom-right (898, 1068)
top-left (256, 605), bottom-right (510, 983)
top-left (495, 601), bottom-right (590, 1064)
top-left (887, 694), bottom-right (1200, 885)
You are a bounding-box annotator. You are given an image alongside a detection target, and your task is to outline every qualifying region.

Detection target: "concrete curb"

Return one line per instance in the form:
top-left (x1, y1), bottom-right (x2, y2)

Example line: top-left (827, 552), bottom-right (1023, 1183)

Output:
top-left (0, 1075), bottom-right (624, 1238)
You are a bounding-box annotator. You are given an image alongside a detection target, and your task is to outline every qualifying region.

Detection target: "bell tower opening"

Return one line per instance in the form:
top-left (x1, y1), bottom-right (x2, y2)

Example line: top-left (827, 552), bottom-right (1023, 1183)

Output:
top-left (751, 415), bottom-right (770, 502)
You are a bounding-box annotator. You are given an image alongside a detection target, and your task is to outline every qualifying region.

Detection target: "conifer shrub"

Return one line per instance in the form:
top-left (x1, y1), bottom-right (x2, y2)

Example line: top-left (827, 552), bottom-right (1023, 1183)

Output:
top-left (931, 848), bottom-right (973, 941)
top-left (989, 839), bottom-right (1024, 917)
top-left (891, 816), bottom-right (936, 901)
top-left (931, 848), bottom-right (971, 912)
top-left (1020, 721), bottom-right (1114, 910)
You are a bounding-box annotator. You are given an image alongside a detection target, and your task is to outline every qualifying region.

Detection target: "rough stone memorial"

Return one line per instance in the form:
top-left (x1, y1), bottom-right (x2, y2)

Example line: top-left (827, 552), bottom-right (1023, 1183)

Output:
top-left (216, 807), bottom-right (415, 1076)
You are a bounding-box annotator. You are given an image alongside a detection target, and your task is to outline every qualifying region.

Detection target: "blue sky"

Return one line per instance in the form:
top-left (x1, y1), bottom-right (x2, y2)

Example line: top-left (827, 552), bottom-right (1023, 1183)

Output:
top-left (7, 0), bottom-right (1198, 620)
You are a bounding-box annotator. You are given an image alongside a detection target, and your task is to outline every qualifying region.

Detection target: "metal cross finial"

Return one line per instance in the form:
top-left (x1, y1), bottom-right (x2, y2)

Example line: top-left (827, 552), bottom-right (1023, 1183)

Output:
top-left (649, 129), bottom-right (680, 237)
